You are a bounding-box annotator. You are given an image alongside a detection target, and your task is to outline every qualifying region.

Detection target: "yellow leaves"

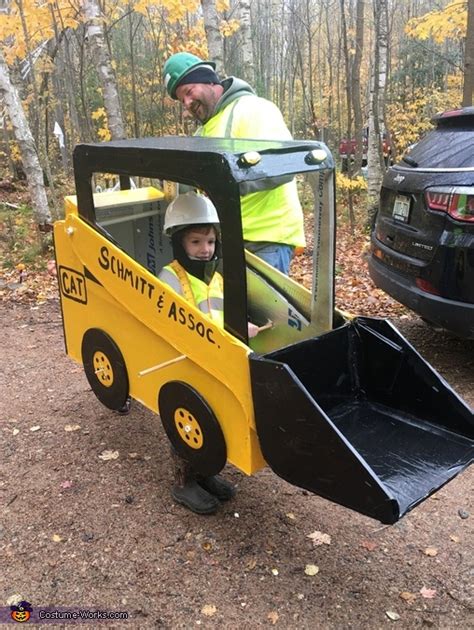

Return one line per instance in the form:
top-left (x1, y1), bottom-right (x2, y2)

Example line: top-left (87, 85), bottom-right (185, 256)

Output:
top-left (386, 84), bottom-right (462, 156)
top-left (216, 0), bottom-right (230, 12)
top-left (0, 0), bottom-right (78, 63)
top-left (97, 127), bottom-right (112, 141)
top-left (336, 172), bottom-right (368, 195)
top-left (91, 107), bottom-right (107, 121)
top-left (399, 591), bottom-right (417, 603)
top-left (201, 604), bottom-right (217, 617)
top-left (160, 0), bottom-right (200, 25)
top-left (267, 611), bottom-right (279, 625)
top-left (405, 0), bottom-right (467, 44)
top-left (220, 18), bottom-right (240, 38)
top-left (91, 108), bottom-right (111, 142)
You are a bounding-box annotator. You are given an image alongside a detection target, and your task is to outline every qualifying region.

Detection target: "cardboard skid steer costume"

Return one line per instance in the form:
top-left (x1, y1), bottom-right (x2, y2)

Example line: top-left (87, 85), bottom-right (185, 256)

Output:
top-left (54, 137), bottom-right (473, 525)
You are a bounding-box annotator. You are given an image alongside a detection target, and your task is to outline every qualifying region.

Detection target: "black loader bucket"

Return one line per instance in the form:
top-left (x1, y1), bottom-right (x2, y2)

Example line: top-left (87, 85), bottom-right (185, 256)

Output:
top-left (250, 317), bottom-right (473, 524)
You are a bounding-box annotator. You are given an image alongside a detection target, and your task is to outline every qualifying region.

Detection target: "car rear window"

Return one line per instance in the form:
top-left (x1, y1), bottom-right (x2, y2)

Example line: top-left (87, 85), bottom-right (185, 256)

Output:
top-left (404, 121), bottom-right (474, 169)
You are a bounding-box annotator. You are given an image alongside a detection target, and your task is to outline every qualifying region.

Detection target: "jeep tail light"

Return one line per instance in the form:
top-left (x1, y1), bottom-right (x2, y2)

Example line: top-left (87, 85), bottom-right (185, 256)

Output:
top-left (425, 187), bottom-right (474, 222)
top-left (415, 278), bottom-right (441, 296)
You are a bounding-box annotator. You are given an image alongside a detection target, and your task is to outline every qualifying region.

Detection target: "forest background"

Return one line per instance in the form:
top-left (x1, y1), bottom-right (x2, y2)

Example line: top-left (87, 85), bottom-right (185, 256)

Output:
top-left (0, 0), bottom-right (473, 253)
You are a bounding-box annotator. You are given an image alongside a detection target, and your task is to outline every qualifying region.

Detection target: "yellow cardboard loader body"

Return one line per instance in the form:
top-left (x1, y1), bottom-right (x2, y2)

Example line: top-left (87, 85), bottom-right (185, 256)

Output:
top-left (54, 137), bottom-right (473, 524)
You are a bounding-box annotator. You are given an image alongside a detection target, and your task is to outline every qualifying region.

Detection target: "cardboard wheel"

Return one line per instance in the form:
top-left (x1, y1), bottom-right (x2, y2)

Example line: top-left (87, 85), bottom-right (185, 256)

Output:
top-left (159, 381), bottom-right (227, 477)
top-left (81, 328), bottom-right (129, 410)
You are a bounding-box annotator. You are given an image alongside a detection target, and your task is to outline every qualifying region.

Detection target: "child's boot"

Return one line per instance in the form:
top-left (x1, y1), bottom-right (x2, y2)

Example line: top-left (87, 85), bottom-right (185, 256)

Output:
top-left (170, 449), bottom-right (219, 514)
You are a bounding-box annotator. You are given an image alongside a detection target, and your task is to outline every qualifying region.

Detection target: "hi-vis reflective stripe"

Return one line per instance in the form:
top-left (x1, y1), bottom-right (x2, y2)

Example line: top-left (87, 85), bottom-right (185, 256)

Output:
top-left (157, 268), bottom-right (183, 296)
top-left (163, 261), bottom-right (224, 326)
top-left (197, 296), bottom-right (224, 314)
top-left (195, 100), bottom-right (239, 138)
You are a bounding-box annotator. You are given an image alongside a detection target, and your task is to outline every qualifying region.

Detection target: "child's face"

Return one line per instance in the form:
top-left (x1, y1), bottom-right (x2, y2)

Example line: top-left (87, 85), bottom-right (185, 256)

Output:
top-left (182, 228), bottom-right (217, 261)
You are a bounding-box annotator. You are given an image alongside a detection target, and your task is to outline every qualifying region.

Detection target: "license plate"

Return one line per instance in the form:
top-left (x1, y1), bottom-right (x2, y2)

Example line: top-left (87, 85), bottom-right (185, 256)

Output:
top-left (392, 195), bottom-right (411, 223)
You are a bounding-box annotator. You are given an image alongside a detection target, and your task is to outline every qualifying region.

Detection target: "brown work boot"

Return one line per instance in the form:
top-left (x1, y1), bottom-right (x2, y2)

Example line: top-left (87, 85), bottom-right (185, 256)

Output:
top-left (197, 475), bottom-right (236, 501)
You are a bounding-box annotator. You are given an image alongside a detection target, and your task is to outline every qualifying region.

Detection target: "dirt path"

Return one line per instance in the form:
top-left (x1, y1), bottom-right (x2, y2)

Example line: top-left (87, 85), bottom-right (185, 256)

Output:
top-left (1, 299), bottom-right (472, 629)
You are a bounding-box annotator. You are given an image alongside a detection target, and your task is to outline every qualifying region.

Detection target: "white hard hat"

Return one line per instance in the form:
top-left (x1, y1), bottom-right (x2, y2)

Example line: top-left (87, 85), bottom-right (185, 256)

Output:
top-left (163, 191), bottom-right (219, 235)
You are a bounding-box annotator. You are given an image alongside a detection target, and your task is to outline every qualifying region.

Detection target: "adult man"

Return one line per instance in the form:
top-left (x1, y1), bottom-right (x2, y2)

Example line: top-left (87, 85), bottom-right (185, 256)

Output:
top-left (163, 52), bottom-right (305, 275)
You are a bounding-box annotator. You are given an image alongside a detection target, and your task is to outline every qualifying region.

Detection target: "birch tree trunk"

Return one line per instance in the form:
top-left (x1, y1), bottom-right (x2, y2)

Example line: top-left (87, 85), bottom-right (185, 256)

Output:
top-left (367, 0), bottom-right (388, 224)
top-left (352, 0), bottom-right (365, 174)
top-left (462, 0), bottom-right (474, 106)
top-left (200, 0), bottom-right (224, 75)
top-left (82, 0), bottom-right (126, 140)
top-left (0, 49), bottom-right (52, 226)
top-left (237, 0), bottom-right (254, 84)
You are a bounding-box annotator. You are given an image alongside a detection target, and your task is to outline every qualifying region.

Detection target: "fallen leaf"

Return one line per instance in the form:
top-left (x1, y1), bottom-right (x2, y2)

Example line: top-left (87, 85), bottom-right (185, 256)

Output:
top-left (399, 591), bottom-right (417, 603)
top-left (246, 558), bottom-right (257, 570)
top-left (286, 512), bottom-right (296, 520)
top-left (64, 424), bottom-right (81, 432)
top-left (202, 542), bottom-right (212, 551)
top-left (385, 610), bottom-right (400, 620)
top-left (419, 586), bottom-right (437, 599)
top-left (12, 428), bottom-right (19, 436)
top-left (304, 564), bottom-right (319, 576)
top-left (424, 547), bottom-right (438, 557)
top-left (449, 535), bottom-right (460, 543)
top-left (360, 540), bottom-right (377, 551)
top-left (98, 450), bottom-right (119, 461)
top-left (307, 530), bottom-right (331, 546)
top-left (30, 425), bottom-right (41, 432)
top-left (52, 534), bottom-right (63, 543)
top-left (267, 611), bottom-right (279, 625)
top-left (201, 604), bottom-right (217, 617)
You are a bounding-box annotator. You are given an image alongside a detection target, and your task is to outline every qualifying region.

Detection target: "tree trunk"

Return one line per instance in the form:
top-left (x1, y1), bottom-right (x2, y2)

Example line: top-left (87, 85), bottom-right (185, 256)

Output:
top-left (82, 0), bottom-right (126, 140)
top-left (367, 0), bottom-right (388, 225)
top-left (462, 0), bottom-right (474, 106)
top-left (352, 0), bottom-right (365, 174)
top-left (0, 49), bottom-right (52, 226)
top-left (200, 0), bottom-right (224, 75)
top-left (237, 0), bottom-right (254, 84)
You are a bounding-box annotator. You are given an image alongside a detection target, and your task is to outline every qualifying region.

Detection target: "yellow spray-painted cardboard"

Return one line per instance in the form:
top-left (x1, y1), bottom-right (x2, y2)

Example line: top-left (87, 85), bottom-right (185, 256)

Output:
top-left (55, 187), bottom-right (265, 475)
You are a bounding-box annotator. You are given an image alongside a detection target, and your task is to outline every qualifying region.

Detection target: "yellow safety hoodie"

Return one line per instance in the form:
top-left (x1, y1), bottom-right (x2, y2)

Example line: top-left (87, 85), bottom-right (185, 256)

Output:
top-left (158, 261), bottom-right (224, 327)
top-left (196, 78), bottom-right (306, 248)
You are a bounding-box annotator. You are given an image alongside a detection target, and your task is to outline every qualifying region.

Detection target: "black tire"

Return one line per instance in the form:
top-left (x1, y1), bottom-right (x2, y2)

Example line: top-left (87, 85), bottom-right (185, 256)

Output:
top-left (81, 328), bottom-right (129, 411)
top-left (158, 381), bottom-right (227, 477)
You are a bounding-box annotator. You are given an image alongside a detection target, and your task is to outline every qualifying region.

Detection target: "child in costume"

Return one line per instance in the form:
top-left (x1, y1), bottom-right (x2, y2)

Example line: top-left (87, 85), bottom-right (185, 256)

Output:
top-left (159, 191), bottom-right (261, 513)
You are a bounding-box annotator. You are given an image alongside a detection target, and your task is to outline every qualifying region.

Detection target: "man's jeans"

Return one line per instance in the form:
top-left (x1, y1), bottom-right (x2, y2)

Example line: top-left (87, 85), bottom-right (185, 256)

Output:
top-left (244, 241), bottom-right (294, 275)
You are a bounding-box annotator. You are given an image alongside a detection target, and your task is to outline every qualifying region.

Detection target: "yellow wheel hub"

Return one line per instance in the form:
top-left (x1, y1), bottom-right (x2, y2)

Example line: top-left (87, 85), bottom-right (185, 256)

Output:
top-left (93, 351), bottom-right (114, 387)
top-left (174, 408), bottom-right (204, 449)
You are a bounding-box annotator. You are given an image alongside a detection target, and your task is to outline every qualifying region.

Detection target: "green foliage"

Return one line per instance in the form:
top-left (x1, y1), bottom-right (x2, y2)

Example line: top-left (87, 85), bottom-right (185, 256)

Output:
top-left (0, 204), bottom-right (53, 270)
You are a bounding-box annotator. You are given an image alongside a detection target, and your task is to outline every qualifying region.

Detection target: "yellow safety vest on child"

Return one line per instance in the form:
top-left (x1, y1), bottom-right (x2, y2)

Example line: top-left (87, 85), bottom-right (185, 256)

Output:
top-left (159, 260), bottom-right (224, 328)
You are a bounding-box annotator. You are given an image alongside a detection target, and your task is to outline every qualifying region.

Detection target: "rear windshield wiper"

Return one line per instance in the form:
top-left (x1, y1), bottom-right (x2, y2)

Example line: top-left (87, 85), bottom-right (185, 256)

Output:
top-left (402, 155), bottom-right (418, 167)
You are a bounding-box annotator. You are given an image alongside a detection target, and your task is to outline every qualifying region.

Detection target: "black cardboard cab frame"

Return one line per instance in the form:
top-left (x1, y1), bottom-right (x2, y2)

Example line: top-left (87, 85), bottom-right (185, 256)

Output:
top-left (54, 136), bottom-right (473, 524)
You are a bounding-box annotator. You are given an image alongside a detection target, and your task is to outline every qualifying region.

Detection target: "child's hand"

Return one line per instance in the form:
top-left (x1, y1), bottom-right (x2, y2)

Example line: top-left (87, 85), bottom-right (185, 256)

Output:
top-left (248, 320), bottom-right (273, 338)
top-left (248, 322), bottom-right (260, 338)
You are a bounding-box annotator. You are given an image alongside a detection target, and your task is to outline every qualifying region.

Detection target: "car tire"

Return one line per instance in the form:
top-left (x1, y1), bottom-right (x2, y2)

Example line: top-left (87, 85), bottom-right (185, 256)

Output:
top-left (158, 381), bottom-right (227, 477)
top-left (81, 328), bottom-right (130, 410)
